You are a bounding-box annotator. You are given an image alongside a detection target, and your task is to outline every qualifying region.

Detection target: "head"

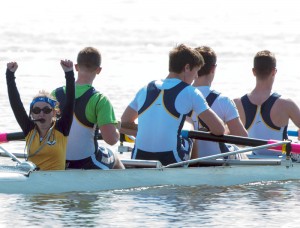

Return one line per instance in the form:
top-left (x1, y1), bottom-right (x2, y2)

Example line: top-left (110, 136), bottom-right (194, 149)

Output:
top-left (30, 90), bottom-right (59, 129)
top-left (169, 44), bottom-right (204, 73)
top-left (253, 50), bottom-right (277, 80)
top-left (195, 46), bottom-right (217, 77)
top-left (169, 44), bottom-right (204, 84)
top-left (76, 47), bottom-right (102, 74)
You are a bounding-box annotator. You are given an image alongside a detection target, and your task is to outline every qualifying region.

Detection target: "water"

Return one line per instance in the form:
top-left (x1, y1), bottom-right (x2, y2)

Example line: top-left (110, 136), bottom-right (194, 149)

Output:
top-left (1, 0), bottom-right (300, 226)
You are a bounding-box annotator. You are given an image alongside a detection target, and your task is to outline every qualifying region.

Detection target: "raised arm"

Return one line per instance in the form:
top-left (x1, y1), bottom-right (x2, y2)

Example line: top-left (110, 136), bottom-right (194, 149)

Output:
top-left (57, 60), bottom-right (75, 136)
top-left (6, 62), bottom-right (33, 135)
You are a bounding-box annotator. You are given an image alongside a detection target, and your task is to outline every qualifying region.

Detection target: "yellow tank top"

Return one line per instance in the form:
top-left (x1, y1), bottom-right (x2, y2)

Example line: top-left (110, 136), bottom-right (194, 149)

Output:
top-left (25, 123), bottom-right (67, 170)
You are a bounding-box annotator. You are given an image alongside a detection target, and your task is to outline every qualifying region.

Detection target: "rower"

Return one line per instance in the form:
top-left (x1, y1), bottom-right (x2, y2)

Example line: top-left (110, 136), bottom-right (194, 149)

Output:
top-left (234, 50), bottom-right (300, 159)
top-left (191, 46), bottom-right (248, 160)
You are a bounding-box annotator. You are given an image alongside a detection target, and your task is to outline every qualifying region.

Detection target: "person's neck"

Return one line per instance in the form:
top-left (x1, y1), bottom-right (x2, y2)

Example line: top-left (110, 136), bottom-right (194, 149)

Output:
top-left (192, 74), bottom-right (212, 87)
top-left (248, 79), bottom-right (273, 105)
top-left (37, 124), bottom-right (52, 138)
top-left (76, 73), bottom-right (95, 85)
top-left (167, 72), bottom-right (184, 81)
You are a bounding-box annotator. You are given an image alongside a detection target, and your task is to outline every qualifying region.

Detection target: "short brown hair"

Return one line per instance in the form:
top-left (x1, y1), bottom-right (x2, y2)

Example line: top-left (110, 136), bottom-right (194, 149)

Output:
top-left (195, 46), bottom-right (216, 77)
top-left (77, 47), bottom-right (101, 71)
top-left (254, 50), bottom-right (276, 78)
top-left (169, 44), bottom-right (204, 74)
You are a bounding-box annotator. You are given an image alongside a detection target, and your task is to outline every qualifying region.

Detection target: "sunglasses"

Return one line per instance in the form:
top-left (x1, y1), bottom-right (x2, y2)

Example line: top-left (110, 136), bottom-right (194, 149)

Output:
top-left (31, 106), bottom-right (53, 114)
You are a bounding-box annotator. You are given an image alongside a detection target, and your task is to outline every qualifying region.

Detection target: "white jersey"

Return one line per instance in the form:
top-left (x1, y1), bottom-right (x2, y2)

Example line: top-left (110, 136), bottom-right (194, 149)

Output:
top-left (241, 93), bottom-right (287, 156)
top-left (192, 86), bottom-right (239, 157)
top-left (130, 78), bottom-right (209, 155)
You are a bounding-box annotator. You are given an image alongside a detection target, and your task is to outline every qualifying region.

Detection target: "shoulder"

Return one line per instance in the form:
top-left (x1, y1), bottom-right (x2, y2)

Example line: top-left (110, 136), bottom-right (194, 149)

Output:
top-left (51, 86), bottom-right (65, 99)
top-left (233, 96), bottom-right (242, 105)
top-left (276, 96), bottom-right (299, 109)
top-left (232, 97), bottom-right (244, 112)
top-left (89, 92), bottom-right (113, 108)
top-left (216, 94), bottom-right (236, 108)
top-left (183, 86), bottom-right (206, 101)
top-left (184, 84), bottom-right (203, 94)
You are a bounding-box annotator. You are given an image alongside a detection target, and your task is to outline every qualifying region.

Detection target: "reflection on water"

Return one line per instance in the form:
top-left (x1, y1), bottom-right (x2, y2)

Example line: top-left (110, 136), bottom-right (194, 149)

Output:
top-left (1, 182), bottom-right (300, 227)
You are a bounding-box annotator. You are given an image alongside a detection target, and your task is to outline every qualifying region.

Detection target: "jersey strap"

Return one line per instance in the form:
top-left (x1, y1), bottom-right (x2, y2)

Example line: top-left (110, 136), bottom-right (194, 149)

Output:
top-left (55, 86), bottom-right (98, 127)
top-left (198, 90), bottom-right (220, 129)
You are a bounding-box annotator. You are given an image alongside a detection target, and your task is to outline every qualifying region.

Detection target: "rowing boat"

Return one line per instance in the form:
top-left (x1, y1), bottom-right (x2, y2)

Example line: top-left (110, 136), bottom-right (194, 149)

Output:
top-left (0, 153), bottom-right (299, 194)
top-left (0, 130), bottom-right (299, 194)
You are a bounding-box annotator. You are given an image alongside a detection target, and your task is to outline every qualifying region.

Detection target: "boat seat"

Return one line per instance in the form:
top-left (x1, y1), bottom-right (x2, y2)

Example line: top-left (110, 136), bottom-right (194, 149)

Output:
top-left (121, 159), bottom-right (162, 168)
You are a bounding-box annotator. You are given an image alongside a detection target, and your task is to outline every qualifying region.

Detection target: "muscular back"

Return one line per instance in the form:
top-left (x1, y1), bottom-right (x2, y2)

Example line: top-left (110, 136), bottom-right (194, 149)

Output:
top-left (235, 95), bottom-right (300, 129)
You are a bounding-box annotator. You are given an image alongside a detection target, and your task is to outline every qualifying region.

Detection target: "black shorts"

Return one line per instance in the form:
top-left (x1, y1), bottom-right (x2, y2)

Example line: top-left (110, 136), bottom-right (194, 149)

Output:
top-left (66, 146), bottom-right (115, 170)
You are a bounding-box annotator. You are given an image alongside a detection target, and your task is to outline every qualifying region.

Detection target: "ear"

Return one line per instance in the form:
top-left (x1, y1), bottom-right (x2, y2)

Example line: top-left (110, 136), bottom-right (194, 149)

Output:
top-left (96, 67), bottom-right (102, 75)
top-left (52, 109), bottom-right (57, 118)
top-left (211, 65), bottom-right (217, 74)
top-left (272, 68), bottom-right (277, 76)
top-left (75, 64), bottom-right (79, 72)
top-left (252, 68), bottom-right (257, 76)
top-left (184, 64), bottom-right (190, 72)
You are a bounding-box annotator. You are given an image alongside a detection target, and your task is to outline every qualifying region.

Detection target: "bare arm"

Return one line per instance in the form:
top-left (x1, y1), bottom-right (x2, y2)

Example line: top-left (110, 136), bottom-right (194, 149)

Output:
top-left (120, 106), bottom-right (138, 136)
top-left (99, 124), bottom-right (119, 145)
top-left (198, 109), bottom-right (225, 135)
top-left (233, 98), bottom-right (246, 125)
top-left (191, 141), bottom-right (199, 159)
top-left (226, 117), bottom-right (248, 137)
top-left (288, 99), bottom-right (300, 128)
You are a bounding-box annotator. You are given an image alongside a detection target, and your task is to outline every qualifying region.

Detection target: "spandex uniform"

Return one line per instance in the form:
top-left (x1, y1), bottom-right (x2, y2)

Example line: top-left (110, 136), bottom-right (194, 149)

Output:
top-left (54, 84), bottom-right (118, 170)
top-left (241, 93), bottom-right (288, 156)
top-left (192, 86), bottom-right (240, 157)
top-left (6, 70), bottom-right (75, 170)
top-left (130, 78), bottom-right (209, 166)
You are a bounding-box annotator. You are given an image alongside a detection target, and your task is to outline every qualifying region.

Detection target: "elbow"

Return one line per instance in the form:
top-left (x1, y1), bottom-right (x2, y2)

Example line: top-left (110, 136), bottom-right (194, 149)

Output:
top-left (104, 137), bottom-right (119, 146)
top-left (103, 133), bottom-right (120, 146)
top-left (105, 138), bottom-right (119, 146)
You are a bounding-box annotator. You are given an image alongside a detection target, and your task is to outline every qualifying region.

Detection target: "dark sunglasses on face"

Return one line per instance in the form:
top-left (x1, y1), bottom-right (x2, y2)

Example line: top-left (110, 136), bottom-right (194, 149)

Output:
top-left (32, 106), bottom-right (53, 114)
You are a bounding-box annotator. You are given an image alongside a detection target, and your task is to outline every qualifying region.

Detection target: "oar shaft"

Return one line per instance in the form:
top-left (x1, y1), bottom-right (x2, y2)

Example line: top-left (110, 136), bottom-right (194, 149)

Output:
top-left (183, 130), bottom-right (268, 146)
top-left (0, 131), bottom-right (134, 143)
top-left (182, 130), bottom-right (300, 154)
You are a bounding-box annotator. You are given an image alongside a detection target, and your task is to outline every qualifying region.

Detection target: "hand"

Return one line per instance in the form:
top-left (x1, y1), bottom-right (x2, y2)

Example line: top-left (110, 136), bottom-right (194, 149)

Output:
top-left (60, 59), bottom-right (73, 72)
top-left (7, 62), bottom-right (18, 72)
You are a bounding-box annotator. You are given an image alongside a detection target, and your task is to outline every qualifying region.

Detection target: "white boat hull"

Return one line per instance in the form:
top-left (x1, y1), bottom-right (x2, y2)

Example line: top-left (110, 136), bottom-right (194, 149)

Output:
top-left (0, 160), bottom-right (299, 194)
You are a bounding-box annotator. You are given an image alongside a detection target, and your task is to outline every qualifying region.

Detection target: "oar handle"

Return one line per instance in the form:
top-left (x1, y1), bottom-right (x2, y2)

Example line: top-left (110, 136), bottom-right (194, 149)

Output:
top-left (0, 132), bottom-right (25, 143)
top-left (267, 140), bottom-right (300, 154)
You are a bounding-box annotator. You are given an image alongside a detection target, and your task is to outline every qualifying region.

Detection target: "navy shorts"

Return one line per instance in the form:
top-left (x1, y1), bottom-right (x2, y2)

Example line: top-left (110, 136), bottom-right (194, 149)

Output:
top-left (133, 138), bottom-right (193, 166)
top-left (66, 146), bottom-right (115, 170)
